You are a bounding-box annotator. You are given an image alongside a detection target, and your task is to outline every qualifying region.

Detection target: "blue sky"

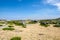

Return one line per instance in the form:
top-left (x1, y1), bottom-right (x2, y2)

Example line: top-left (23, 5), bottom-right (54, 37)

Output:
top-left (0, 0), bottom-right (60, 20)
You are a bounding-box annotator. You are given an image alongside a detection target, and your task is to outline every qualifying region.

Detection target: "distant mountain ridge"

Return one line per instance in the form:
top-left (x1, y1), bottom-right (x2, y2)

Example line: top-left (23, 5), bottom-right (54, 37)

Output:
top-left (0, 18), bottom-right (60, 21)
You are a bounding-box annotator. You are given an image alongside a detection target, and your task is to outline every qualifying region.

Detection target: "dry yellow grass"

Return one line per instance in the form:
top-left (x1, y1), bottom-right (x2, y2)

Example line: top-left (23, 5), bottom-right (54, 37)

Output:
top-left (0, 23), bottom-right (60, 40)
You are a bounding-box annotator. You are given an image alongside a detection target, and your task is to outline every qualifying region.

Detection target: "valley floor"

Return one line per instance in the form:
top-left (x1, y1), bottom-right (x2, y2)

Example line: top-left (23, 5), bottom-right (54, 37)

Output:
top-left (0, 23), bottom-right (60, 40)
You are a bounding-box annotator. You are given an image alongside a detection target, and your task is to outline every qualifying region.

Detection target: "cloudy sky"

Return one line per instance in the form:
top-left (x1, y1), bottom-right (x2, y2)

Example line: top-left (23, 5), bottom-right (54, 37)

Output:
top-left (0, 0), bottom-right (60, 20)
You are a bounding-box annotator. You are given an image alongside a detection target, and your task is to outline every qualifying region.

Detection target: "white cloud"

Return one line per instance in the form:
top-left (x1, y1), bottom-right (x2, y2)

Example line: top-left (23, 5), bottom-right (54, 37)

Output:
top-left (45, 0), bottom-right (60, 10)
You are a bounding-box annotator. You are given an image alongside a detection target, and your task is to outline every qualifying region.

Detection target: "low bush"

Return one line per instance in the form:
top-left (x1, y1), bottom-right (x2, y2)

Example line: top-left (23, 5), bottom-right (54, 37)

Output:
top-left (14, 22), bottom-right (23, 26)
top-left (53, 24), bottom-right (60, 27)
top-left (8, 25), bottom-right (14, 27)
top-left (10, 37), bottom-right (21, 40)
top-left (40, 22), bottom-right (49, 27)
top-left (3, 27), bottom-right (15, 31)
top-left (22, 24), bottom-right (26, 28)
top-left (14, 22), bottom-right (26, 28)
top-left (0, 22), bottom-right (5, 24)
top-left (51, 22), bottom-right (57, 24)
top-left (28, 20), bottom-right (37, 24)
top-left (7, 21), bottom-right (14, 25)
top-left (0, 25), bottom-right (3, 26)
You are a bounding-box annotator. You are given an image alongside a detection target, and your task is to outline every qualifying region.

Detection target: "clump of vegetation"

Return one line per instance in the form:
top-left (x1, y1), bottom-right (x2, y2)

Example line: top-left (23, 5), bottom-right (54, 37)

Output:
top-left (53, 24), bottom-right (60, 27)
top-left (3, 27), bottom-right (15, 31)
top-left (0, 22), bottom-right (5, 24)
top-left (40, 21), bottom-right (49, 27)
top-left (51, 22), bottom-right (57, 24)
top-left (15, 22), bottom-right (26, 28)
top-left (28, 20), bottom-right (37, 24)
top-left (7, 21), bottom-right (26, 28)
top-left (7, 21), bottom-right (14, 26)
top-left (10, 37), bottom-right (21, 40)
top-left (0, 24), bottom-right (3, 26)
top-left (8, 25), bottom-right (14, 27)
top-left (22, 24), bottom-right (26, 28)
top-left (15, 22), bottom-right (23, 26)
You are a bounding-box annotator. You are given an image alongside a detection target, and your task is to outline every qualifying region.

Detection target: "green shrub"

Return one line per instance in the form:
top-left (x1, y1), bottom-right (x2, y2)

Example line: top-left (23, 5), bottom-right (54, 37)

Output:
top-left (50, 22), bottom-right (58, 24)
top-left (0, 25), bottom-right (3, 26)
top-left (3, 27), bottom-right (15, 31)
top-left (14, 22), bottom-right (26, 28)
top-left (53, 24), bottom-right (60, 27)
top-left (7, 21), bottom-right (14, 25)
top-left (28, 20), bottom-right (37, 24)
top-left (15, 23), bottom-right (23, 26)
top-left (8, 25), bottom-right (14, 27)
top-left (10, 37), bottom-right (21, 40)
top-left (40, 22), bottom-right (49, 27)
top-left (22, 24), bottom-right (26, 28)
top-left (0, 22), bottom-right (5, 24)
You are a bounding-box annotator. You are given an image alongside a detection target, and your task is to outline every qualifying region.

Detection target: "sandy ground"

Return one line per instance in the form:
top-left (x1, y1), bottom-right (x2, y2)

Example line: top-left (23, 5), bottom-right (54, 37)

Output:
top-left (0, 23), bottom-right (60, 40)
